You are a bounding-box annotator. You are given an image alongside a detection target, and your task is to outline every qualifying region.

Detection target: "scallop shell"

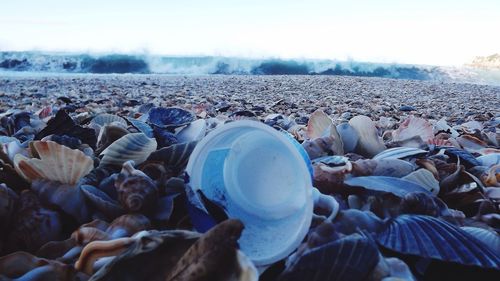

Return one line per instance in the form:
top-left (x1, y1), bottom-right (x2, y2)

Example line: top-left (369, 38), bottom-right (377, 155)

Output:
top-left (461, 227), bottom-right (500, 254)
top-left (100, 133), bottom-right (157, 166)
top-left (344, 176), bottom-right (431, 197)
top-left (147, 107), bottom-right (195, 128)
top-left (373, 147), bottom-right (427, 160)
top-left (14, 140), bottom-right (93, 185)
top-left (306, 109), bottom-right (333, 139)
top-left (403, 169), bottom-right (440, 195)
top-left (348, 115), bottom-right (386, 157)
top-left (393, 116), bottom-right (433, 143)
top-left (280, 234), bottom-right (379, 281)
top-left (91, 113), bottom-right (127, 127)
top-left (377, 215), bottom-right (500, 268)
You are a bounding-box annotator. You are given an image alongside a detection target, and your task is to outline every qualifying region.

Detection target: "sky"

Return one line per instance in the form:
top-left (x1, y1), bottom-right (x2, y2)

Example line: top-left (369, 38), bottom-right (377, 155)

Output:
top-left (1, 0), bottom-right (499, 66)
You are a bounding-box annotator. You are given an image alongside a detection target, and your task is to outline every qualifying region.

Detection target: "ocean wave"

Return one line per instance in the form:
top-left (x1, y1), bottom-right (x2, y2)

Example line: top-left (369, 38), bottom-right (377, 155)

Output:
top-left (1, 51), bottom-right (499, 85)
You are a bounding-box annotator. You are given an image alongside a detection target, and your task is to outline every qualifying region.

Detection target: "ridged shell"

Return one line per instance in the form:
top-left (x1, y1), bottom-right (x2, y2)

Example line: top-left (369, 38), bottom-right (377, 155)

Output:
top-left (373, 147), bottom-right (427, 160)
top-left (349, 115), bottom-right (386, 157)
top-left (100, 133), bottom-right (157, 166)
top-left (127, 117), bottom-right (154, 138)
top-left (336, 123), bottom-right (359, 153)
top-left (461, 227), bottom-right (500, 254)
top-left (146, 141), bottom-right (197, 169)
top-left (280, 234), bottom-right (379, 281)
top-left (95, 124), bottom-right (129, 155)
top-left (14, 140), bottom-right (93, 185)
top-left (91, 113), bottom-right (127, 127)
top-left (115, 172), bottom-right (158, 214)
top-left (306, 110), bottom-right (333, 139)
top-left (393, 116), bottom-right (433, 143)
top-left (403, 169), bottom-right (440, 195)
top-left (148, 107), bottom-right (195, 128)
top-left (377, 215), bottom-right (500, 268)
top-left (344, 176), bottom-right (431, 197)
top-left (80, 184), bottom-right (125, 219)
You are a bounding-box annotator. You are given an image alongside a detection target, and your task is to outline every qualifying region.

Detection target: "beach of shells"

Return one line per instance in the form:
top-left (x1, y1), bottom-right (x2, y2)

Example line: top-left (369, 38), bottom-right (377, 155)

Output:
top-left (0, 74), bottom-right (499, 281)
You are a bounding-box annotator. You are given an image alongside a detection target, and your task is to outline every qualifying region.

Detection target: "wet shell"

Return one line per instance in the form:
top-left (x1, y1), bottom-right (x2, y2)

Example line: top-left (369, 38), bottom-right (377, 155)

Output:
top-left (95, 124), bottom-right (129, 155)
top-left (148, 107), bottom-right (195, 128)
top-left (280, 234), bottom-right (379, 281)
top-left (403, 169), bottom-right (440, 195)
top-left (461, 227), bottom-right (500, 254)
top-left (344, 176), bottom-right (431, 197)
top-left (393, 116), bottom-right (433, 143)
top-left (377, 215), bottom-right (500, 269)
top-left (91, 113), bottom-right (127, 127)
top-left (146, 141), bottom-right (198, 170)
top-left (477, 153), bottom-right (500, 167)
top-left (351, 159), bottom-right (415, 178)
top-left (115, 172), bottom-right (158, 214)
top-left (349, 115), bottom-right (386, 157)
top-left (100, 133), bottom-right (157, 166)
top-left (14, 140), bottom-right (93, 185)
top-left (456, 135), bottom-right (488, 153)
top-left (80, 184), bottom-right (125, 219)
top-left (127, 117), bottom-right (154, 138)
top-left (373, 147), bottom-right (427, 160)
top-left (0, 184), bottom-right (18, 227)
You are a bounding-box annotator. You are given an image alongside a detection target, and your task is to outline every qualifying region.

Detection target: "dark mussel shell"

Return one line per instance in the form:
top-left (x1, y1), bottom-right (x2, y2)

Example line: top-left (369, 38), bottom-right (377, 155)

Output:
top-left (0, 111), bottom-right (31, 136)
top-left (35, 110), bottom-right (97, 149)
top-left (146, 141), bottom-right (198, 172)
top-left (147, 107), bottom-right (195, 129)
top-left (153, 126), bottom-right (178, 148)
top-left (279, 234), bottom-right (380, 281)
top-left (376, 215), bottom-right (500, 269)
top-left (438, 147), bottom-right (481, 168)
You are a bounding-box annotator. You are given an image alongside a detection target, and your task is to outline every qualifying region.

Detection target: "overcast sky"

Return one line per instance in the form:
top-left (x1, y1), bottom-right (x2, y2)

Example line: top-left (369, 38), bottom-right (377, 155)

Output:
top-left (1, 0), bottom-right (499, 65)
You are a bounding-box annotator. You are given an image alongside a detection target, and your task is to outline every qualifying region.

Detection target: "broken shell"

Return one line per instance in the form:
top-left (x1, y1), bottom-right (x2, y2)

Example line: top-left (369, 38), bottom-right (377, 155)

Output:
top-left (146, 141), bottom-right (198, 170)
top-left (481, 164), bottom-right (500, 187)
top-left (373, 147), bottom-right (427, 160)
top-left (403, 169), bottom-right (440, 195)
top-left (100, 133), bottom-right (157, 166)
top-left (176, 119), bottom-right (207, 143)
top-left (336, 123), bottom-right (359, 153)
top-left (306, 109), bottom-right (333, 139)
top-left (95, 124), bottom-right (129, 155)
top-left (14, 140), bottom-right (93, 185)
top-left (349, 115), bottom-right (386, 157)
top-left (393, 116), bottom-right (433, 143)
top-left (91, 113), bottom-right (127, 127)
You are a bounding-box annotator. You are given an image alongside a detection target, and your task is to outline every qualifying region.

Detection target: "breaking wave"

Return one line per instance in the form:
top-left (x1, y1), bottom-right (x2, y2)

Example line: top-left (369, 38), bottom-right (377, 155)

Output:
top-left (1, 51), bottom-right (499, 85)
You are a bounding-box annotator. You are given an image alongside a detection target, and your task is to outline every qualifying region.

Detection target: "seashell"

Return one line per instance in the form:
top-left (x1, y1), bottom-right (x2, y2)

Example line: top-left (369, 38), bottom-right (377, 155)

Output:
top-left (176, 119), bottom-right (207, 143)
top-left (91, 113), bottom-right (127, 127)
top-left (95, 124), bottom-right (129, 155)
top-left (35, 109), bottom-right (97, 149)
top-left (344, 176), bottom-right (431, 198)
top-left (106, 214), bottom-right (151, 239)
top-left (434, 118), bottom-right (459, 137)
top-left (373, 147), bottom-right (427, 160)
top-left (75, 237), bottom-right (136, 275)
top-left (0, 111), bottom-right (31, 136)
top-left (403, 169), bottom-right (440, 195)
top-left (36, 237), bottom-right (78, 260)
top-left (1, 138), bottom-right (28, 164)
top-left (0, 160), bottom-right (31, 192)
top-left (427, 137), bottom-right (454, 147)
top-left (455, 120), bottom-right (483, 134)
top-left (153, 126), bottom-right (179, 148)
top-left (89, 230), bottom-right (201, 280)
top-left (483, 131), bottom-right (499, 147)
top-left (377, 215), bottom-right (500, 268)
top-left (6, 190), bottom-right (63, 253)
top-left (31, 179), bottom-right (91, 223)
top-left (481, 164), bottom-right (500, 187)
top-left (461, 227), bottom-right (500, 254)
top-left (400, 192), bottom-right (444, 217)
top-left (148, 107), bottom-right (195, 128)
top-left (336, 123), bottom-right (359, 153)
top-left (442, 147), bottom-right (481, 168)
top-left (41, 134), bottom-right (84, 151)
top-left (456, 135), bottom-right (488, 153)
top-left (393, 116), bottom-right (433, 143)
top-left (115, 170), bottom-right (158, 214)
top-left (280, 234), bottom-right (380, 281)
top-left (100, 133), bottom-right (157, 166)
top-left (229, 110), bottom-right (258, 120)
top-left (81, 184), bottom-right (125, 219)
top-left (72, 227), bottom-right (111, 245)
top-left (166, 219), bottom-right (255, 281)
top-left (383, 257), bottom-right (416, 281)
top-left (351, 159), bottom-right (415, 177)
top-left (302, 136), bottom-right (335, 159)
top-left (146, 141), bottom-right (197, 170)
top-left (349, 115), bottom-right (386, 158)
top-left (306, 109), bottom-right (333, 139)
top-left (332, 209), bottom-right (386, 235)
top-left (126, 117), bottom-right (154, 138)
top-left (14, 140), bottom-right (93, 185)
top-left (477, 153), bottom-right (500, 167)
